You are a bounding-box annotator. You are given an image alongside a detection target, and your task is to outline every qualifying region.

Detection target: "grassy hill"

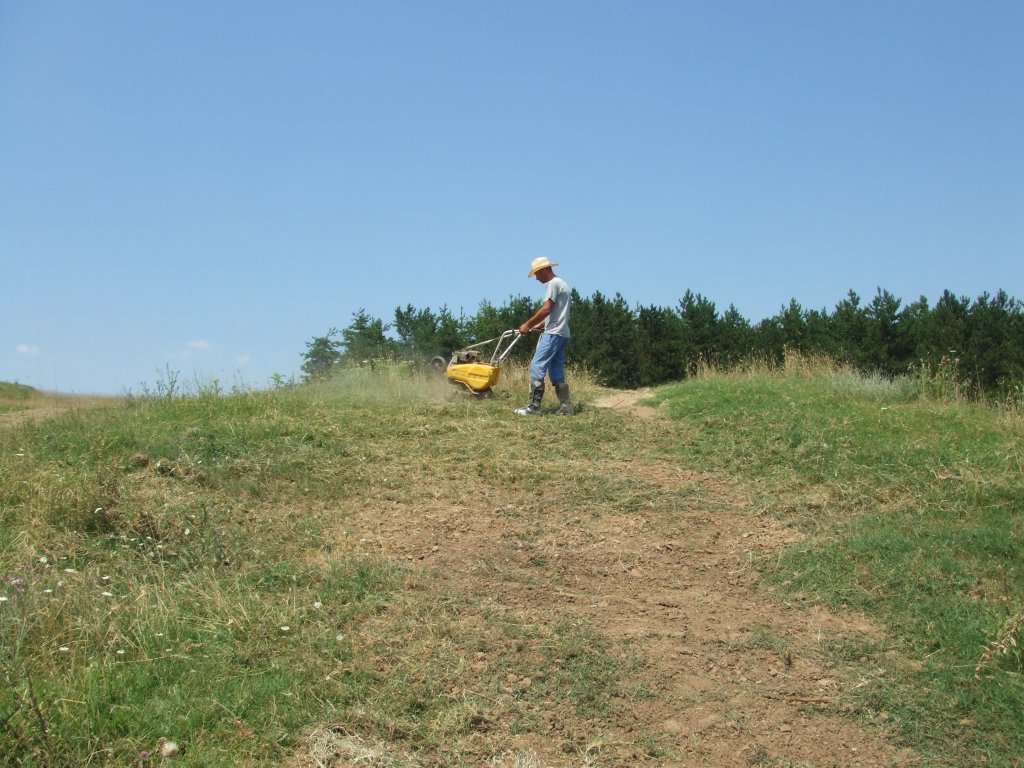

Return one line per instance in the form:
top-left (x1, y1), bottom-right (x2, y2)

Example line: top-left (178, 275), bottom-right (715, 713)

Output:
top-left (0, 383), bottom-right (121, 422)
top-left (1, 364), bottom-right (1021, 767)
top-left (0, 382), bottom-right (39, 415)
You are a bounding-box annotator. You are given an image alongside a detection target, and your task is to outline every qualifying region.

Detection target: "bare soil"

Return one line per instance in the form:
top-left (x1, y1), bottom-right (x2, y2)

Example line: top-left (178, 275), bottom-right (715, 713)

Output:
top-left (314, 391), bottom-right (918, 767)
top-left (590, 388), bottom-right (663, 420)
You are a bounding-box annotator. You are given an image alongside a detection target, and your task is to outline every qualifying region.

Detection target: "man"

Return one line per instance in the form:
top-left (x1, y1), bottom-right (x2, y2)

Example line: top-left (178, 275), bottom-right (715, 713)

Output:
top-left (515, 256), bottom-right (573, 416)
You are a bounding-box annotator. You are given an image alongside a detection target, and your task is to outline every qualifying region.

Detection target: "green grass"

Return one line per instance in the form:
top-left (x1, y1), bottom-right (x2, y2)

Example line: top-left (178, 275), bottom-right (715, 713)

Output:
top-left (651, 357), bottom-right (1024, 764)
top-left (0, 383), bottom-right (38, 415)
top-left (0, 383), bottom-right (36, 400)
top-left (0, 370), bottom-right (629, 766)
top-left (0, 383), bottom-right (405, 766)
top-left (3, 362), bottom-right (1023, 766)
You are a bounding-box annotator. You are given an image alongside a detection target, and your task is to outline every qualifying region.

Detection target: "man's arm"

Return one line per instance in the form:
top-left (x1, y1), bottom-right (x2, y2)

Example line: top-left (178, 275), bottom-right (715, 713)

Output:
top-left (519, 299), bottom-right (554, 335)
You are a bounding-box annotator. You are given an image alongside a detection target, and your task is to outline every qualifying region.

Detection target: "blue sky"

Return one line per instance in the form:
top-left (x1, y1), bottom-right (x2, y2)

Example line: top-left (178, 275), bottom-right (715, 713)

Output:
top-left (2, 1), bottom-right (1021, 394)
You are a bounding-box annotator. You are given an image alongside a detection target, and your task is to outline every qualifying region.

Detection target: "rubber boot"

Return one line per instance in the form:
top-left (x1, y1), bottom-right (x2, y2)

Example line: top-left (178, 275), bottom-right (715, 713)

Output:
top-left (554, 382), bottom-right (574, 415)
top-left (514, 380), bottom-right (545, 416)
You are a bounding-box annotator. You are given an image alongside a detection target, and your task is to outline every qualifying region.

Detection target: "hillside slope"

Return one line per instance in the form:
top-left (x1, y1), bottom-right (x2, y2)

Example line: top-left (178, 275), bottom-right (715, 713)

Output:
top-left (2, 367), bottom-right (1019, 766)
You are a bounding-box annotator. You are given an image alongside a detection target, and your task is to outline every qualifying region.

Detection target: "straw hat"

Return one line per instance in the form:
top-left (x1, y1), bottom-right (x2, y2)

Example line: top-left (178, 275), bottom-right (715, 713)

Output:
top-left (527, 256), bottom-right (559, 277)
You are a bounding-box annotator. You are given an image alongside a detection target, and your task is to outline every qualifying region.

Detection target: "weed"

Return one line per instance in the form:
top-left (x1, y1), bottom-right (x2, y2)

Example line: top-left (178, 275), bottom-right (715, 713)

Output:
top-left (910, 354), bottom-right (967, 402)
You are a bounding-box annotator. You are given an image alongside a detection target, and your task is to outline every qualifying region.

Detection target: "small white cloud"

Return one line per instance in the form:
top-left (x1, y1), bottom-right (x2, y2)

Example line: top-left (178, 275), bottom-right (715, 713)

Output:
top-left (186, 340), bottom-right (211, 351)
top-left (236, 354), bottom-right (251, 365)
top-left (16, 344), bottom-right (40, 356)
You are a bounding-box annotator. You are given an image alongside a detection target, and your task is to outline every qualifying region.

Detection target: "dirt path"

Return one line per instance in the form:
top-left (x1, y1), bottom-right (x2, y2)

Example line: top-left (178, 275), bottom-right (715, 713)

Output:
top-left (323, 394), bottom-right (917, 767)
top-left (590, 388), bottom-right (662, 420)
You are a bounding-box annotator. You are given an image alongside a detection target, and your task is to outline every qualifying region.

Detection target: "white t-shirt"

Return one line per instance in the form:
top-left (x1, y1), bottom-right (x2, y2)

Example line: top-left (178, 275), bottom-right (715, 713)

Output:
top-left (543, 277), bottom-right (571, 338)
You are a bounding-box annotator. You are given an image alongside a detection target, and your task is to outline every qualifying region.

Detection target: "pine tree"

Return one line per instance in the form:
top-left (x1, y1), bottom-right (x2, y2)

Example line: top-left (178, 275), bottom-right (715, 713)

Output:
top-left (678, 291), bottom-right (719, 372)
top-left (341, 310), bottom-right (395, 364)
top-left (718, 305), bottom-right (753, 366)
top-left (637, 304), bottom-right (684, 385)
top-left (300, 329), bottom-right (343, 382)
top-left (864, 288), bottom-right (905, 375)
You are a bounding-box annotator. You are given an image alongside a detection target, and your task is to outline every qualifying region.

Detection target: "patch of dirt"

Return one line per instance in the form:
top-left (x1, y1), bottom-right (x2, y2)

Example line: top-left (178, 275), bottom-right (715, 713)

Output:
top-left (305, 403), bottom-right (915, 767)
top-left (591, 388), bottom-right (662, 420)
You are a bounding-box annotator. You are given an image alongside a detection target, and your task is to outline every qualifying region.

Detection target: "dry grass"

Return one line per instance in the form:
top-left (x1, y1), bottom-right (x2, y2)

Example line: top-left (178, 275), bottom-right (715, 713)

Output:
top-left (0, 387), bottom-right (122, 426)
top-left (294, 728), bottom-right (418, 768)
top-left (309, 359), bottom-right (603, 415)
top-left (293, 729), bottom-right (554, 768)
top-left (975, 609), bottom-right (1024, 682)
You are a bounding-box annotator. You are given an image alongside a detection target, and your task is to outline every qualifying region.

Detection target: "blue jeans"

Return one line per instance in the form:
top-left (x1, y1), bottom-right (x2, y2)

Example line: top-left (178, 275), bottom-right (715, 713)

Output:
top-left (530, 333), bottom-right (569, 384)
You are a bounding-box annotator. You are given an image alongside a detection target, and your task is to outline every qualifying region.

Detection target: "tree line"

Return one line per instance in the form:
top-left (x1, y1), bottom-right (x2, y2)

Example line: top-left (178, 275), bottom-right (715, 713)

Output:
top-left (301, 288), bottom-right (1024, 394)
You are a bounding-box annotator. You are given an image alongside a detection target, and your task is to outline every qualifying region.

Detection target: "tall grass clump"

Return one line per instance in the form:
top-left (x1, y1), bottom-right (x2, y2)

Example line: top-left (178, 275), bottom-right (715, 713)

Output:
top-left (652, 351), bottom-right (1024, 764)
top-left (909, 354), bottom-right (968, 402)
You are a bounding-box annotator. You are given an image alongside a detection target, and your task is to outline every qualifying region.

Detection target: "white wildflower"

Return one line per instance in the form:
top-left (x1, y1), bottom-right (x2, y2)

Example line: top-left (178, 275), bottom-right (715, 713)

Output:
top-left (158, 740), bottom-right (180, 758)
